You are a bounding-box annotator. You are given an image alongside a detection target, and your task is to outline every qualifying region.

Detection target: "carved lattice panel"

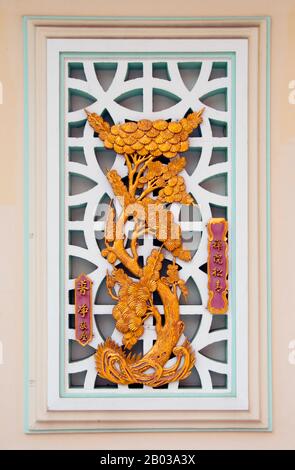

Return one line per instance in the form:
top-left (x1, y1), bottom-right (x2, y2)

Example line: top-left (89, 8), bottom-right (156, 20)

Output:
top-left (45, 37), bottom-right (248, 411)
top-left (65, 58), bottom-right (231, 394)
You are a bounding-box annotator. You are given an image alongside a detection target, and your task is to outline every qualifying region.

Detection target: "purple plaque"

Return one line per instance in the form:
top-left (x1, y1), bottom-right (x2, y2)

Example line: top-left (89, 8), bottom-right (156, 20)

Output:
top-left (75, 273), bottom-right (93, 346)
top-left (207, 218), bottom-right (228, 314)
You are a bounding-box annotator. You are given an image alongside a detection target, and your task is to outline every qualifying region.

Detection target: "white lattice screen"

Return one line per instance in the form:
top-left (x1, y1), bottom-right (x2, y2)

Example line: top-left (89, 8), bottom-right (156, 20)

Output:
top-left (46, 38), bottom-right (248, 411)
top-left (65, 58), bottom-right (231, 394)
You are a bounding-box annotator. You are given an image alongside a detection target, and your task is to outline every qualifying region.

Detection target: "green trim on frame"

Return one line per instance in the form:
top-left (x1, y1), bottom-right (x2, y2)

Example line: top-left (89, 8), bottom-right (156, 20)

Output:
top-left (265, 15), bottom-right (273, 433)
top-left (23, 15), bottom-right (30, 435)
top-left (23, 15), bottom-right (270, 21)
top-left (23, 15), bottom-right (272, 433)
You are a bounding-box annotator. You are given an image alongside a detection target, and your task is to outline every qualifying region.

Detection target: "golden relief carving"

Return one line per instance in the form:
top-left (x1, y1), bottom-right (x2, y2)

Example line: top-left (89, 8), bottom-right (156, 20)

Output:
top-left (86, 108), bottom-right (204, 387)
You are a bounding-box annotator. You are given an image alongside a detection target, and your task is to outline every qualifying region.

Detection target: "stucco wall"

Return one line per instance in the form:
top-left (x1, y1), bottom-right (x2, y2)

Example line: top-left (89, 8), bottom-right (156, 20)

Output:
top-left (0, 0), bottom-right (295, 449)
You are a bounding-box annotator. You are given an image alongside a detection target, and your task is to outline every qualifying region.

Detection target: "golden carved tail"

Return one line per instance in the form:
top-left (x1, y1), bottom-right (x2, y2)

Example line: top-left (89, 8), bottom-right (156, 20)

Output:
top-left (95, 337), bottom-right (195, 387)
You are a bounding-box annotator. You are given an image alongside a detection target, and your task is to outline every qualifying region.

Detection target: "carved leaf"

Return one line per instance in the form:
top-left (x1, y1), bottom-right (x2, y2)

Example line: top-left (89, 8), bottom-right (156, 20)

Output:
top-left (107, 169), bottom-right (134, 205)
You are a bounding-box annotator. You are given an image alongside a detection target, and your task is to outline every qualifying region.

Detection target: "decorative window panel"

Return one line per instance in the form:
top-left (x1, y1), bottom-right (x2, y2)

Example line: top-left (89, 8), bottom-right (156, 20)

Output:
top-left (48, 38), bottom-right (246, 410)
top-left (25, 17), bottom-right (271, 432)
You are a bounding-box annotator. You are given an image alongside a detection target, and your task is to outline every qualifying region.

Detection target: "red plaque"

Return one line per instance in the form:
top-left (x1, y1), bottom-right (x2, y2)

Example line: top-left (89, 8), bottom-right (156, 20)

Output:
top-left (207, 218), bottom-right (229, 314)
top-left (75, 273), bottom-right (93, 346)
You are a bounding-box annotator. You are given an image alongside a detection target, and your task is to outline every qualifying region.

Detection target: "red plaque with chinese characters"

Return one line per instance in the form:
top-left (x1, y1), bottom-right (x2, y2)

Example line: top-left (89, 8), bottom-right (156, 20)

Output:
top-left (207, 218), bottom-right (229, 314)
top-left (75, 273), bottom-right (93, 346)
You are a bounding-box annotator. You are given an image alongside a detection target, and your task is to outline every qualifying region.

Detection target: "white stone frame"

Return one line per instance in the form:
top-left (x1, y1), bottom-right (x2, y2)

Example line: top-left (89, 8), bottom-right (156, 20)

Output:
top-left (47, 38), bottom-right (248, 411)
top-left (25, 16), bottom-right (271, 432)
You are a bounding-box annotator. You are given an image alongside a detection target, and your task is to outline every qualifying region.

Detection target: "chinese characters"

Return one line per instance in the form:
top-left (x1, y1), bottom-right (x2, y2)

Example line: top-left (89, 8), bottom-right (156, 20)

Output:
top-left (75, 273), bottom-right (93, 346)
top-left (207, 218), bottom-right (228, 314)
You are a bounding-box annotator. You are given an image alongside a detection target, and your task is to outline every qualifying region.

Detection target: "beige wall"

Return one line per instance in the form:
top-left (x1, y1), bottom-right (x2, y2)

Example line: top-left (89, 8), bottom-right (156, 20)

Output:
top-left (0, 0), bottom-right (295, 449)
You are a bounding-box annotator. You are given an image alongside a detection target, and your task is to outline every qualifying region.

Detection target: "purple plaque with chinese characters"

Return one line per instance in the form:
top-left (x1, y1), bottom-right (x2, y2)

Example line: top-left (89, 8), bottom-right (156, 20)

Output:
top-left (207, 218), bottom-right (229, 314)
top-left (75, 273), bottom-right (93, 346)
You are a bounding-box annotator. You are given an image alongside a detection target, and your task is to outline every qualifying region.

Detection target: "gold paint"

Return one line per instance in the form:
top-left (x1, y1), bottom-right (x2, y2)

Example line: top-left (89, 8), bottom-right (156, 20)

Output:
top-left (77, 279), bottom-right (89, 295)
top-left (207, 218), bottom-right (229, 314)
top-left (74, 274), bottom-right (93, 347)
top-left (77, 304), bottom-right (88, 318)
top-left (86, 108), bottom-right (203, 159)
top-left (86, 107), bottom-right (204, 386)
